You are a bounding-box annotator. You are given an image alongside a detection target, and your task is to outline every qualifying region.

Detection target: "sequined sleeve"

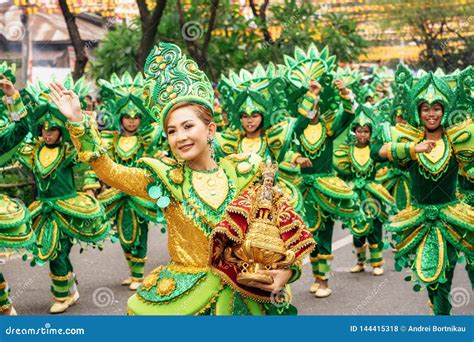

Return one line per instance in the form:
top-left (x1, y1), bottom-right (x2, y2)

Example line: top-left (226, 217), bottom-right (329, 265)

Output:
top-left (65, 115), bottom-right (154, 199)
top-left (89, 154), bottom-right (153, 200)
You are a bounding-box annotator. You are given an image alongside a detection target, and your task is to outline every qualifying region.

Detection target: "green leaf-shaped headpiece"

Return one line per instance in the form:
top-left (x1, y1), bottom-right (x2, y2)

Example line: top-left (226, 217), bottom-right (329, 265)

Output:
top-left (218, 63), bottom-right (288, 131)
top-left (0, 62), bottom-right (16, 83)
top-left (143, 43), bottom-right (214, 128)
top-left (392, 64), bottom-right (472, 127)
top-left (283, 44), bottom-right (339, 116)
top-left (24, 74), bottom-right (90, 140)
top-left (98, 71), bottom-right (152, 131)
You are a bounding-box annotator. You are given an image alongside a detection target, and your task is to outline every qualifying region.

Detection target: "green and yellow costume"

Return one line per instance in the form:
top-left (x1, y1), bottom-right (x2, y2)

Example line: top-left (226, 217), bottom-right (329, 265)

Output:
top-left (97, 72), bottom-right (161, 282)
top-left (66, 43), bottom-right (312, 315)
top-left (334, 107), bottom-right (394, 268)
top-left (0, 65), bottom-right (36, 314)
top-left (284, 45), bottom-right (359, 281)
top-left (15, 77), bottom-right (110, 301)
top-left (371, 65), bottom-right (474, 315)
top-left (216, 64), bottom-right (303, 212)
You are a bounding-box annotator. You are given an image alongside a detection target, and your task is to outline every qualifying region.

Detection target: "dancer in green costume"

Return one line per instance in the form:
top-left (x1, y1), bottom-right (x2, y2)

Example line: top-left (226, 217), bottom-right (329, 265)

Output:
top-left (13, 76), bottom-right (110, 314)
top-left (283, 45), bottom-right (359, 297)
top-left (334, 106), bottom-right (394, 276)
top-left (0, 64), bottom-right (36, 316)
top-left (216, 64), bottom-right (304, 212)
top-left (96, 72), bottom-right (162, 290)
top-left (50, 43), bottom-right (314, 315)
top-left (371, 65), bottom-right (474, 315)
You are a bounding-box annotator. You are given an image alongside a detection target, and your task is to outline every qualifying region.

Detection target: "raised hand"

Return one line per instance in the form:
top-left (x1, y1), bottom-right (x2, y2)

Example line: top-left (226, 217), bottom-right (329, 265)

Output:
top-left (309, 79), bottom-right (322, 96)
top-left (0, 74), bottom-right (17, 97)
top-left (49, 82), bottom-right (83, 122)
top-left (334, 79), bottom-right (349, 96)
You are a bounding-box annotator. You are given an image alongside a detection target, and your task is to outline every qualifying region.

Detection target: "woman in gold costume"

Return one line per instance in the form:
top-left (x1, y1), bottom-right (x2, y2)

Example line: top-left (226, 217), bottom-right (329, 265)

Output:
top-left (49, 43), bottom-right (314, 315)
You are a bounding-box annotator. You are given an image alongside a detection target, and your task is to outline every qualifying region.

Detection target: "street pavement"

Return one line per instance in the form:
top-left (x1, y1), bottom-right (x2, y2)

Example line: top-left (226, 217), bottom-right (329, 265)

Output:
top-left (1, 222), bottom-right (472, 315)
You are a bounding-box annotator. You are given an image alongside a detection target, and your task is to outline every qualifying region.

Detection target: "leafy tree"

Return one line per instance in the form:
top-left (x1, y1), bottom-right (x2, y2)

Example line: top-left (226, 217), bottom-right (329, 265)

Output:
top-left (318, 13), bottom-right (369, 63)
top-left (57, 0), bottom-right (88, 80)
top-left (89, 21), bottom-right (142, 81)
top-left (384, 0), bottom-right (474, 71)
top-left (90, 0), bottom-right (368, 82)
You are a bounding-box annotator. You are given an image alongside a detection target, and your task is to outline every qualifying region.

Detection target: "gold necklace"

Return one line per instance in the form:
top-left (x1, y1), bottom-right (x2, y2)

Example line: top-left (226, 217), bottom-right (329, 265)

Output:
top-left (191, 168), bottom-right (229, 210)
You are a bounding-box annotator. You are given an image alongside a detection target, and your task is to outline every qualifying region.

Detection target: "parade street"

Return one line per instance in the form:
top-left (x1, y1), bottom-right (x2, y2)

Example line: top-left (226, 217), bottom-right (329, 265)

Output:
top-left (2, 222), bottom-right (472, 316)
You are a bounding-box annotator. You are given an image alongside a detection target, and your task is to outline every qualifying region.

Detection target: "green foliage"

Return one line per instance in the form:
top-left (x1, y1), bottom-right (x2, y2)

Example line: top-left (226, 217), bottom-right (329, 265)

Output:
top-left (0, 168), bottom-right (34, 204)
top-left (384, 0), bottom-right (474, 72)
top-left (89, 21), bottom-right (142, 81)
top-left (318, 13), bottom-right (369, 63)
top-left (90, 0), bottom-right (368, 82)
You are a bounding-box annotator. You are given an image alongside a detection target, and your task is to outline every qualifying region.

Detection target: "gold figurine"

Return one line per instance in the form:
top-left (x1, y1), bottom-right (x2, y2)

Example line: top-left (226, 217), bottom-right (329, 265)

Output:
top-left (224, 158), bottom-right (296, 286)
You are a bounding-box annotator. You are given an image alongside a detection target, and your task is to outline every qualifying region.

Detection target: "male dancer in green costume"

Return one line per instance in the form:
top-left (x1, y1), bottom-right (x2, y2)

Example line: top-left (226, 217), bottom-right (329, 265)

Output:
top-left (13, 77), bottom-right (110, 314)
top-left (283, 45), bottom-right (359, 297)
top-left (334, 107), bottom-right (394, 276)
top-left (0, 65), bottom-right (36, 315)
top-left (371, 65), bottom-right (474, 315)
top-left (96, 72), bottom-right (160, 290)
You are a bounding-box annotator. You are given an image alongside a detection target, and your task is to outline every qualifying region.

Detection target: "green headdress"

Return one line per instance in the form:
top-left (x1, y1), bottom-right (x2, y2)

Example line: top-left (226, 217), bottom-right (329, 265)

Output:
top-left (143, 43), bottom-right (214, 128)
top-left (24, 74), bottom-right (90, 140)
top-left (218, 63), bottom-right (288, 131)
top-left (346, 102), bottom-right (387, 145)
top-left (357, 83), bottom-right (377, 104)
top-left (282, 44), bottom-right (338, 116)
top-left (393, 64), bottom-right (472, 127)
top-left (0, 62), bottom-right (16, 96)
top-left (334, 66), bottom-right (362, 100)
top-left (98, 72), bottom-right (152, 131)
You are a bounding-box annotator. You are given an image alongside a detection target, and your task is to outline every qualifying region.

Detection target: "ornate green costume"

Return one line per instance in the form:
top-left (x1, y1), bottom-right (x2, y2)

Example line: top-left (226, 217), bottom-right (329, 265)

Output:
top-left (371, 65), bottom-right (474, 315)
top-left (97, 72), bottom-right (161, 284)
top-left (15, 77), bottom-right (110, 302)
top-left (66, 43), bottom-right (313, 315)
top-left (216, 64), bottom-right (303, 212)
top-left (334, 107), bottom-right (394, 270)
top-left (0, 65), bottom-right (36, 314)
top-left (284, 45), bottom-right (359, 282)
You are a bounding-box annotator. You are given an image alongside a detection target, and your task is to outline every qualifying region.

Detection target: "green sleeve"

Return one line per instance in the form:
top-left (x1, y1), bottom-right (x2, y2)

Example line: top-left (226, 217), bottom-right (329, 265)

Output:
top-left (331, 92), bottom-right (356, 137)
top-left (293, 91), bottom-right (317, 135)
top-left (82, 168), bottom-right (101, 191)
top-left (370, 140), bottom-right (387, 163)
top-left (287, 264), bottom-right (302, 284)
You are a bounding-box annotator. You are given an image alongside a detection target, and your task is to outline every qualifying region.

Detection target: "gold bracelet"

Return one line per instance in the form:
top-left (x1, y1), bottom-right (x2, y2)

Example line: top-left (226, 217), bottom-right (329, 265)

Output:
top-left (66, 115), bottom-right (86, 138)
top-left (409, 142), bottom-right (417, 160)
top-left (386, 142), bottom-right (393, 161)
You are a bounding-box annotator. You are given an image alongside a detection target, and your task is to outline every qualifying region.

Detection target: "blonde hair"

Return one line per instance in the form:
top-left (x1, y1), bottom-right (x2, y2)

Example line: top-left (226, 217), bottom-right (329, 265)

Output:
top-left (165, 102), bottom-right (213, 131)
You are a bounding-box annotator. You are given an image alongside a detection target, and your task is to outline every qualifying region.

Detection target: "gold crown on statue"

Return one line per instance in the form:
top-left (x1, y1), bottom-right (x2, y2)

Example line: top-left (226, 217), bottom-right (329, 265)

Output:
top-left (261, 157), bottom-right (278, 182)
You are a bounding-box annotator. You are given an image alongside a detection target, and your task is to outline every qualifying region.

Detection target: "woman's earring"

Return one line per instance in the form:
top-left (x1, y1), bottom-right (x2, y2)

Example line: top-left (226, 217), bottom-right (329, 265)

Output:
top-left (208, 136), bottom-right (216, 161)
